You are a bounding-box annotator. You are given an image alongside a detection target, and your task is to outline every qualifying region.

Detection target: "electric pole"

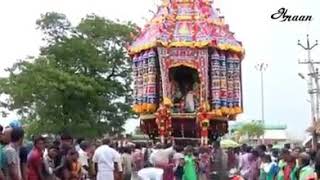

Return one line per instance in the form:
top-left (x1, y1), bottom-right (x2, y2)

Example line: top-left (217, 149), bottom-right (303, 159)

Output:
top-left (298, 34), bottom-right (319, 150)
top-left (255, 63), bottom-right (268, 143)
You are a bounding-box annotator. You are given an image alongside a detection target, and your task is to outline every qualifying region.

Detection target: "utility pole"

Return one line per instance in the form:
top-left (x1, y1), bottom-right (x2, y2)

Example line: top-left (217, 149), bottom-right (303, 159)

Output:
top-left (255, 63), bottom-right (268, 143)
top-left (298, 34), bottom-right (319, 150)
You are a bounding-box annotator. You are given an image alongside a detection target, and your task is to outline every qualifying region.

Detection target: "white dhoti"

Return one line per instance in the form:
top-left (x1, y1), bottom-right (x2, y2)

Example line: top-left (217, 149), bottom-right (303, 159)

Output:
top-left (138, 167), bottom-right (164, 180)
top-left (97, 171), bottom-right (114, 180)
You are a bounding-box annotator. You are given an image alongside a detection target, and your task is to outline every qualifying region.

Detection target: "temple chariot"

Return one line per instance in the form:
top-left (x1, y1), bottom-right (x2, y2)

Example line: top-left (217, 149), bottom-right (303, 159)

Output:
top-left (129, 0), bottom-right (244, 145)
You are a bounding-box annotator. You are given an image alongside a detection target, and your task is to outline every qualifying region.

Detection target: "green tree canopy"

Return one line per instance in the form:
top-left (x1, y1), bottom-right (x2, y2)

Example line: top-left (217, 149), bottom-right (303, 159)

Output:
top-left (0, 12), bottom-right (138, 138)
top-left (237, 121), bottom-right (265, 138)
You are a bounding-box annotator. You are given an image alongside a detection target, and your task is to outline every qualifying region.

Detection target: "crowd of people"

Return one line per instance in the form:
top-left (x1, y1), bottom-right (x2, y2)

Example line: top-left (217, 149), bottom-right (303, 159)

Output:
top-left (232, 144), bottom-right (319, 180)
top-left (1, 124), bottom-right (320, 180)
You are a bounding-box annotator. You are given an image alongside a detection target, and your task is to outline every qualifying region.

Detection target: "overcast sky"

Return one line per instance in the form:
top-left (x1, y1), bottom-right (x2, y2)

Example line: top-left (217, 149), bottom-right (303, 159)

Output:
top-left (0, 0), bottom-right (320, 139)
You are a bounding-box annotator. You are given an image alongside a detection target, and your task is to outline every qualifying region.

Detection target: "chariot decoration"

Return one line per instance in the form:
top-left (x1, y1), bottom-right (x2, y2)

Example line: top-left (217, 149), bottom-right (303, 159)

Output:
top-left (129, 0), bottom-right (244, 145)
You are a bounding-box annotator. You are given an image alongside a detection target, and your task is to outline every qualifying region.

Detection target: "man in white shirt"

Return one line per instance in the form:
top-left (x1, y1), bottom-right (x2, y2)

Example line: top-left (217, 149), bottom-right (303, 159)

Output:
top-left (93, 138), bottom-right (121, 180)
top-left (149, 145), bottom-right (175, 166)
top-left (78, 141), bottom-right (91, 179)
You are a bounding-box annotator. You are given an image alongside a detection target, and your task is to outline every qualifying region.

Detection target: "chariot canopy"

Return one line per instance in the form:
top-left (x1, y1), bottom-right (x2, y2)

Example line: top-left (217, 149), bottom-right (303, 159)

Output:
top-left (129, 0), bottom-right (244, 144)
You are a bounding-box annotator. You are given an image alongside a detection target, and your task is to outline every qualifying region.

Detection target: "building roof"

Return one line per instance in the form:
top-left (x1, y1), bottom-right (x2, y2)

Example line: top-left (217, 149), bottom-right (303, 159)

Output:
top-left (129, 0), bottom-right (244, 55)
top-left (230, 121), bottom-right (287, 130)
top-left (263, 129), bottom-right (287, 140)
top-left (264, 124), bottom-right (287, 130)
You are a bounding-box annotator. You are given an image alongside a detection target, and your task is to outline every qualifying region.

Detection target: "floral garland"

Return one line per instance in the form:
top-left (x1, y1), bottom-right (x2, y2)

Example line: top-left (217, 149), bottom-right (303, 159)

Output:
top-left (155, 104), bottom-right (172, 139)
top-left (197, 105), bottom-right (210, 144)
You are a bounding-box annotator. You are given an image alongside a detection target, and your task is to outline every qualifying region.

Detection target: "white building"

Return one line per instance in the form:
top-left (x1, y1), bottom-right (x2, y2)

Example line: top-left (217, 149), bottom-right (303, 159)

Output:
top-left (230, 122), bottom-right (288, 145)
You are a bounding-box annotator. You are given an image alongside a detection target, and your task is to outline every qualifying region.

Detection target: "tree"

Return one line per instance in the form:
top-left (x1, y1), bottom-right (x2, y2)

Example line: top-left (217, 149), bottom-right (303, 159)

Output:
top-left (237, 121), bottom-right (264, 141)
top-left (0, 12), bottom-right (138, 138)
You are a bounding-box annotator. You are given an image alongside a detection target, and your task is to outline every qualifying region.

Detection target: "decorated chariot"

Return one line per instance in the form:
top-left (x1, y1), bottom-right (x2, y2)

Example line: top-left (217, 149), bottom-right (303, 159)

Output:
top-left (129, 0), bottom-right (244, 145)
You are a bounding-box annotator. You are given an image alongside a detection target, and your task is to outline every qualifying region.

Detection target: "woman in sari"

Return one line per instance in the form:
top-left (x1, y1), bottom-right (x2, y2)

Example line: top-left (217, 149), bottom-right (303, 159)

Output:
top-left (283, 154), bottom-right (297, 180)
top-left (296, 153), bottom-right (315, 180)
top-left (183, 146), bottom-right (197, 180)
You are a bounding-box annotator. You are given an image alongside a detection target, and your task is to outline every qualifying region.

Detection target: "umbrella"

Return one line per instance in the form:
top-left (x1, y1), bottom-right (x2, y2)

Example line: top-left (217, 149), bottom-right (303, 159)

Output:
top-left (220, 139), bottom-right (240, 148)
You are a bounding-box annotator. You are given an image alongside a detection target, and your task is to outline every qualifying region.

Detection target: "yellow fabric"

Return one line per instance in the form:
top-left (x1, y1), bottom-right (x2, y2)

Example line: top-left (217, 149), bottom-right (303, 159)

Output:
top-left (212, 109), bottom-right (222, 117)
top-left (163, 97), bottom-right (173, 107)
top-left (129, 41), bottom-right (244, 55)
top-left (133, 104), bottom-right (157, 114)
top-left (134, 103), bottom-right (242, 116)
top-left (169, 41), bottom-right (195, 47)
top-left (141, 103), bottom-right (148, 113)
top-left (133, 104), bottom-right (141, 113)
top-left (203, 102), bottom-right (210, 111)
top-left (147, 104), bottom-right (157, 113)
top-left (194, 41), bottom-right (211, 48)
top-left (221, 107), bottom-right (229, 115)
top-left (234, 107), bottom-right (242, 114)
top-left (229, 108), bottom-right (235, 115)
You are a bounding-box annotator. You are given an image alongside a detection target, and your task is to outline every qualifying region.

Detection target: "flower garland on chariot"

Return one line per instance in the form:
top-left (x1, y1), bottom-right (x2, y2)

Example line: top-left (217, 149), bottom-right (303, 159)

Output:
top-left (197, 103), bottom-right (210, 138)
top-left (155, 98), bottom-right (173, 138)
